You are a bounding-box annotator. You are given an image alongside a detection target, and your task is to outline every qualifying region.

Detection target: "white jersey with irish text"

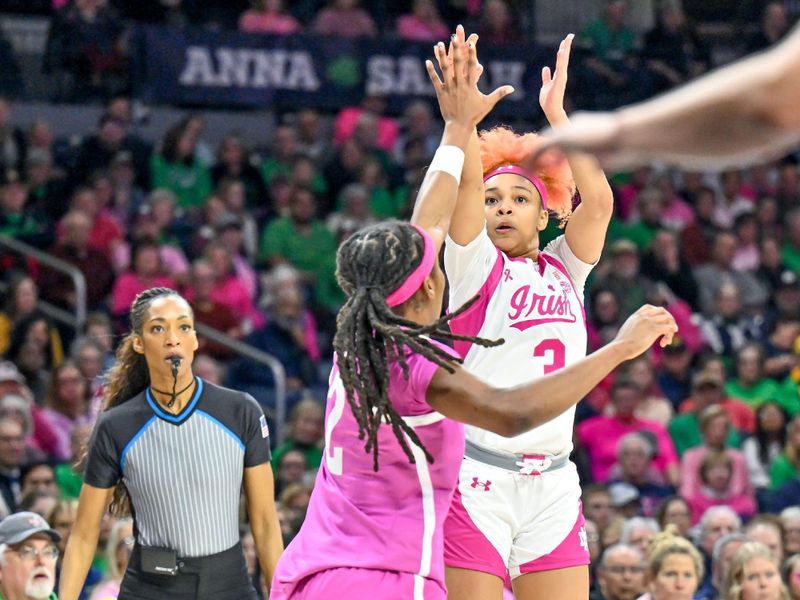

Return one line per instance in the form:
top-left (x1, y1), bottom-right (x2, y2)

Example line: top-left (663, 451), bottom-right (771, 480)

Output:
top-left (444, 230), bottom-right (594, 457)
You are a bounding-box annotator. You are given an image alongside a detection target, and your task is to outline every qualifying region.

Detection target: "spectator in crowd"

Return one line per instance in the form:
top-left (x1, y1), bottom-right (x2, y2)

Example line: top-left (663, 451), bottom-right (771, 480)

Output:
top-left (0, 511), bottom-right (60, 600)
top-left (781, 507), bottom-right (800, 556)
top-left (745, 1), bottom-right (790, 53)
top-left (699, 282), bottom-right (765, 359)
top-left (578, 0), bottom-right (641, 108)
top-left (744, 516), bottom-right (784, 565)
top-left (769, 413), bottom-right (800, 490)
top-left (697, 506), bottom-right (743, 564)
top-left (20, 462), bottom-right (57, 500)
top-left (392, 101), bottom-right (440, 168)
top-left (782, 210), bottom-right (800, 276)
top-left (722, 541), bottom-right (788, 600)
top-left (608, 432), bottom-right (674, 516)
top-left (228, 285), bottom-right (319, 408)
top-left (619, 187), bottom-right (666, 250)
top-left (150, 119), bottom-right (212, 209)
top-left (259, 186), bottom-right (339, 308)
top-left (238, 0), bottom-right (302, 35)
top-left (110, 238), bottom-right (177, 319)
top-left (678, 405), bottom-right (752, 504)
top-left (474, 0), bottom-right (520, 44)
top-left (713, 171), bottom-right (753, 229)
top-left (66, 185), bottom-right (124, 262)
top-left (270, 398), bottom-right (323, 472)
top-left (294, 109), bottom-right (329, 163)
top-left (259, 125), bottom-right (299, 190)
top-left (48, 498), bottom-right (103, 597)
top-left (187, 258), bottom-right (241, 360)
top-left (70, 337), bottom-right (104, 399)
top-left (0, 393), bottom-right (53, 462)
top-left (43, 0), bottom-right (127, 101)
top-left (583, 484), bottom-right (615, 537)
top-left (39, 210), bottom-right (114, 311)
top-left (655, 337), bottom-right (694, 410)
top-left (5, 311), bottom-right (64, 383)
top-left (82, 312), bottom-right (116, 371)
top-left (694, 231), bottom-right (769, 317)
top-left (696, 532), bottom-right (750, 600)
top-left (107, 151), bottom-right (145, 231)
top-left (622, 357), bottom-right (673, 425)
top-left (325, 183), bottom-right (377, 244)
top-left (642, 2), bottom-right (708, 96)
top-left (273, 449), bottom-right (307, 498)
top-left (211, 136), bottom-right (267, 213)
top-left (640, 229), bottom-right (699, 309)
top-left (38, 362), bottom-right (91, 463)
top-left (0, 99), bottom-right (25, 173)
top-left (0, 168), bottom-right (52, 248)
top-left (72, 114), bottom-right (149, 189)
top-left (620, 517), bottom-right (660, 557)
top-left (594, 239), bottom-right (652, 319)
top-left (732, 212), bottom-right (761, 272)
top-left (53, 423), bottom-right (91, 501)
top-left (725, 343), bottom-right (782, 411)
top-left (395, 0), bottom-right (448, 41)
top-left (762, 317), bottom-right (800, 380)
top-left (640, 526), bottom-right (703, 600)
top-left (785, 554), bottom-right (800, 600)
top-left (588, 288), bottom-right (625, 352)
top-left (609, 482), bottom-right (642, 520)
top-left (0, 417), bottom-right (27, 518)
top-left (87, 518), bottom-right (133, 600)
top-left (332, 95), bottom-right (399, 155)
top-left (192, 354), bottom-right (223, 386)
top-left (685, 451), bottom-right (757, 523)
top-left (216, 185), bottom-right (260, 267)
top-left (578, 378), bottom-right (679, 485)
top-left (26, 147), bottom-right (68, 224)
top-left (592, 543), bottom-right (646, 600)
top-left (0, 274), bottom-right (54, 357)
top-left (203, 241), bottom-right (261, 331)
top-left (655, 496), bottom-right (692, 539)
top-left (312, 0), bottom-right (376, 38)
top-left (742, 402), bottom-right (788, 505)
top-left (680, 186), bottom-right (717, 267)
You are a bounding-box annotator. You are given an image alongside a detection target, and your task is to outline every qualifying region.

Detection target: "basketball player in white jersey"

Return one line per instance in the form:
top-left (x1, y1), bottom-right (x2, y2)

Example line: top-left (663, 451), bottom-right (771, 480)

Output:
top-left (442, 32), bottom-right (615, 600)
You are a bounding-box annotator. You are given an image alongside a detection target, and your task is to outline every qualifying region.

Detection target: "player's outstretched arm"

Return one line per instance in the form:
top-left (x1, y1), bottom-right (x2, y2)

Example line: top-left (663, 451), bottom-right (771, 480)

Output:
top-left (541, 34), bottom-right (613, 264)
top-left (411, 25), bottom-right (513, 251)
top-left (541, 23), bottom-right (800, 170)
top-left (427, 305), bottom-right (677, 436)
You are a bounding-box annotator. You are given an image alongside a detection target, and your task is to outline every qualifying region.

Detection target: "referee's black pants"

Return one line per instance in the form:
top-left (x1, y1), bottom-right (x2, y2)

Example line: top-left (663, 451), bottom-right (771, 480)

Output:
top-left (119, 542), bottom-right (259, 600)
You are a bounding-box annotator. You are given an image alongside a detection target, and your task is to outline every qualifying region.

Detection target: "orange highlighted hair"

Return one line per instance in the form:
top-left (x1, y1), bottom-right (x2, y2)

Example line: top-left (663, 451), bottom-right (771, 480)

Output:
top-left (479, 126), bottom-right (576, 223)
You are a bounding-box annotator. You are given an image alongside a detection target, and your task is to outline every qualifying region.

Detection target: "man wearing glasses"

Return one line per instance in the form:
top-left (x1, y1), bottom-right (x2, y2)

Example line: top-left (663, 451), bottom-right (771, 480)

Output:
top-left (0, 511), bottom-right (60, 600)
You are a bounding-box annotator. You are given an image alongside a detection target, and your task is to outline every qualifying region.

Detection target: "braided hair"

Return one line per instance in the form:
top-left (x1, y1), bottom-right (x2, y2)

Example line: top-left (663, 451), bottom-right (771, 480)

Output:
top-left (92, 287), bottom-right (186, 516)
top-left (334, 221), bottom-right (502, 471)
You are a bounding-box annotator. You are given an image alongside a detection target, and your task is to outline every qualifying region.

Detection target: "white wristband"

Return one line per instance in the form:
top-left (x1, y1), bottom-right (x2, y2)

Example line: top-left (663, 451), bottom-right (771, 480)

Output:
top-left (428, 145), bottom-right (465, 185)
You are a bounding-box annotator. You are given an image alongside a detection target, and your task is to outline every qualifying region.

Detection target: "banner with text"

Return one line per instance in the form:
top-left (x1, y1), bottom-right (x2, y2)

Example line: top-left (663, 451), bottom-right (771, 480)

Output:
top-left (132, 25), bottom-right (549, 119)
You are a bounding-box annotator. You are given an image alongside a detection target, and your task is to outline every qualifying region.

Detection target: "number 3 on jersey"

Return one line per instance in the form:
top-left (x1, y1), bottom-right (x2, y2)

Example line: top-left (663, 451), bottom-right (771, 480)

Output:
top-left (324, 367), bottom-right (345, 475)
top-left (533, 338), bottom-right (566, 374)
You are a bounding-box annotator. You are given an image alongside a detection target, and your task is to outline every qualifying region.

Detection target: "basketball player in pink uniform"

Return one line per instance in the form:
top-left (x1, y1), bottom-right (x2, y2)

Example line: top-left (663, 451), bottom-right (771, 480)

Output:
top-left (270, 29), bottom-right (677, 600)
top-left (442, 33), bottom-right (618, 600)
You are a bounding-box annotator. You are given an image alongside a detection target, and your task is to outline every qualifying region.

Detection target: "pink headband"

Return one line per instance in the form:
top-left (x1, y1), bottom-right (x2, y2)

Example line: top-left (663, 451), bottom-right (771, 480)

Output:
top-left (386, 225), bottom-right (436, 307)
top-left (484, 165), bottom-right (549, 210)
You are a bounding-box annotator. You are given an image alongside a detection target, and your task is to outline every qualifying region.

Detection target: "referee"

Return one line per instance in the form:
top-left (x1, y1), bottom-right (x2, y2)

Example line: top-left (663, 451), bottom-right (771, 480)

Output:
top-left (59, 288), bottom-right (283, 600)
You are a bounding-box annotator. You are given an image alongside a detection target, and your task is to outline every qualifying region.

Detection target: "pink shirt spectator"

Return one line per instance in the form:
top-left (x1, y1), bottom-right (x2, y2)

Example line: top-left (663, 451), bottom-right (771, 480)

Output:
top-left (731, 243), bottom-right (760, 271)
top-left (185, 274), bottom-right (264, 330)
top-left (233, 255), bottom-right (258, 301)
top-left (272, 345), bottom-right (463, 598)
top-left (111, 273), bottom-right (177, 316)
top-left (577, 416), bottom-right (679, 483)
top-left (112, 243), bottom-right (190, 281)
top-left (333, 107), bottom-right (399, 152)
top-left (679, 446), bottom-right (752, 506)
top-left (660, 196), bottom-right (696, 231)
top-left (239, 11), bottom-right (302, 35)
top-left (687, 487), bottom-right (757, 524)
top-left (396, 15), bottom-right (449, 41)
top-left (39, 408), bottom-right (90, 462)
top-left (312, 7), bottom-right (376, 38)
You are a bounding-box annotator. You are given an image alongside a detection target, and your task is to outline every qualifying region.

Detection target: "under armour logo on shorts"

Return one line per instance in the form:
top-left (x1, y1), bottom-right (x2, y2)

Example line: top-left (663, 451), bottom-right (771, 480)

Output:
top-left (470, 477), bottom-right (492, 491)
top-left (578, 526), bottom-right (588, 552)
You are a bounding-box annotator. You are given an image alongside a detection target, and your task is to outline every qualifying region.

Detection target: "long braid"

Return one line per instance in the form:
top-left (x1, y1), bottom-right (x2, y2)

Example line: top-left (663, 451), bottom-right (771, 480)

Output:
top-left (334, 222), bottom-right (503, 471)
top-left (82, 287), bottom-right (183, 517)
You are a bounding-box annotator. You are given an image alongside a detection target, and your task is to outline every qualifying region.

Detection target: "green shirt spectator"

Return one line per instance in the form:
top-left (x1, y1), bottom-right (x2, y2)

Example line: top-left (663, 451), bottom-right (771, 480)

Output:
top-left (769, 453), bottom-right (797, 490)
top-left (782, 242), bottom-right (800, 275)
top-left (669, 411), bottom-right (741, 456)
top-left (54, 463), bottom-right (83, 500)
top-left (777, 378), bottom-right (800, 416)
top-left (150, 153), bottom-right (211, 209)
top-left (726, 378), bottom-right (782, 409)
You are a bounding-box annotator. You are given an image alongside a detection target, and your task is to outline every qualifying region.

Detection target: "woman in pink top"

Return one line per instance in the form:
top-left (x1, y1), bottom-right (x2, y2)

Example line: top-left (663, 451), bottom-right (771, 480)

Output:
top-left (110, 240), bottom-right (177, 317)
top-left (396, 0), bottom-right (450, 41)
top-left (271, 29), bottom-right (677, 600)
top-left (239, 0), bottom-right (301, 35)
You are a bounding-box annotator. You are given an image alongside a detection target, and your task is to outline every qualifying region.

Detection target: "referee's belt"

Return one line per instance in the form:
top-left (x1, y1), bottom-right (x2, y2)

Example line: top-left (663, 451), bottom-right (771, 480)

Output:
top-left (464, 439), bottom-right (570, 476)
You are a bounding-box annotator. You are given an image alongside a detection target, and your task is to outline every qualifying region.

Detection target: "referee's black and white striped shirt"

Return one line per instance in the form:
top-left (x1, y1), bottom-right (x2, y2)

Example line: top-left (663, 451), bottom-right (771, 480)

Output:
top-left (85, 378), bottom-right (271, 557)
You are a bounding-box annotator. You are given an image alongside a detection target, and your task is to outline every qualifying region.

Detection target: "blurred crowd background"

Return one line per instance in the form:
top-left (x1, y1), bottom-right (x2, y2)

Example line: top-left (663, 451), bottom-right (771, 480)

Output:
top-left (0, 0), bottom-right (799, 598)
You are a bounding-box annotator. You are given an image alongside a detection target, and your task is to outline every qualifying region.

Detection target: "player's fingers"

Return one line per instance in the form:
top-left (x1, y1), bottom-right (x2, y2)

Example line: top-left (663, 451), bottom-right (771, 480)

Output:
top-left (425, 59), bottom-right (444, 91)
top-left (541, 66), bottom-right (552, 85)
top-left (485, 85), bottom-right (515, 108)
top-left (556, 33), bottom-right (574, 76)
top-left (436, 42), bottom-right (451, 85)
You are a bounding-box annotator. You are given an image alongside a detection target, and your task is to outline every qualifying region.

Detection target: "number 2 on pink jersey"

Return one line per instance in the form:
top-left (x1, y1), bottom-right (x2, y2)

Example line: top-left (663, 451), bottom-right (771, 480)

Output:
top-left (324, 369), bottom-right (345, 475)
top-left (533, 338), bottom-right (566, 374)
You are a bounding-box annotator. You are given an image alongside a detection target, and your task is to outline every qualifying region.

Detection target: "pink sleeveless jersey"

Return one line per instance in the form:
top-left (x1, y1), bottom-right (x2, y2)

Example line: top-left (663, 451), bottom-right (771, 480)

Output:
top-left (272, 342), bottom-right (464, 597)
top-left (444, 231), bottom-right (594, 457)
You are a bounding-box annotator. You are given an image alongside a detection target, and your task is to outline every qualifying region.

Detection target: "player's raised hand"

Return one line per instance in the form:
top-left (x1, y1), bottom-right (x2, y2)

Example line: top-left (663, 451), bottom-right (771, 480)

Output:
top-left (614, 304), bottom-right (679, 360)
top-left (426, 24), bottom-right (514, 128)
top-left (539, 33), bottom-right (574, 124)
